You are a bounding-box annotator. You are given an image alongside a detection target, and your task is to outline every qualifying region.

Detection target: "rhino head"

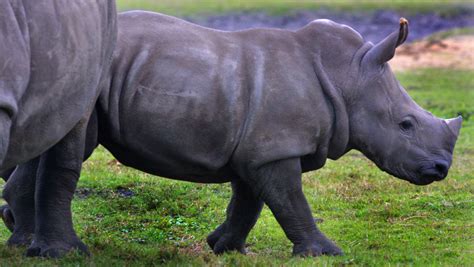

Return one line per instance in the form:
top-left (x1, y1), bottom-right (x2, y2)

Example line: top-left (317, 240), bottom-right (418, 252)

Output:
top-left (348, 19), bottom-right (462, 185)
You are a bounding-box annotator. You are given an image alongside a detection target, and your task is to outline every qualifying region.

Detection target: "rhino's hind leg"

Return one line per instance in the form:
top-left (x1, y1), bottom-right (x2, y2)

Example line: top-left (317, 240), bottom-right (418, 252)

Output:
top-left (2, 159), bottom-right (39, 247)
top-left (245, 158), bottom-right (343, 257)
top-left (26, 120), bottom-right (89, 258)
top-left (1, 167), bottom-right (16, 233)
top-left (207, 180), bottom-right (263, 254)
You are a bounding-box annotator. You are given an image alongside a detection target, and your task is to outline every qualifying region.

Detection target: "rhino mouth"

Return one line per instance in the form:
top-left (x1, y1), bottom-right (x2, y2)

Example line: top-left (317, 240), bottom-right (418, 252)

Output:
top-left (411, 160), bottom-right (450, 185)
top-left (384, 162), bottom-right (448, 186)
top-left (408, 176), bottom-right (437, 186)
top-left (395, 169), bottom-right (435, 186)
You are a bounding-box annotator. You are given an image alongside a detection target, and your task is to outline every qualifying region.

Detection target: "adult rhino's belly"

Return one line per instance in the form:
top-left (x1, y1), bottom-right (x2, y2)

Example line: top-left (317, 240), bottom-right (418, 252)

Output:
top-left (105, 57), bottom-right (246, 182)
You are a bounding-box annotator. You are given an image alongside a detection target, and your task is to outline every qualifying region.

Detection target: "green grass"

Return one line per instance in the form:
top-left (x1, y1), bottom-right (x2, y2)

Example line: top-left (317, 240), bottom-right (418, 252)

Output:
top-left (116, 0), bottom-right (474, 16)
top-left (0, 68), bottom-right (472, 266)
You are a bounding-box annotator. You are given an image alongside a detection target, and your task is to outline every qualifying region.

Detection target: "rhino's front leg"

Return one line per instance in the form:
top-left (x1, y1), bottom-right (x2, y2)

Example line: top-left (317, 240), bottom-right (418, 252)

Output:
top-left (2, 161), bottom-right (39, 245)
top-left (2, 158), bottom-right (39, 246)
top-left (26, 119), bottom-right (89, 258)
top-left (2, 159), bottom-right (39, 246)
top-left (207, 180), bottom-right (264, 254)
top-left (246, 158), bottom-right (342, 257)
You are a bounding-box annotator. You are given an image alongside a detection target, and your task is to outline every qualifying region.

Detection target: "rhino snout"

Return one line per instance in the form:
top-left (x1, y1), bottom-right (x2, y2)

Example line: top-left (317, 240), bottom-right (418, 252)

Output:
top-left (415, 159), bottom-right (450, 185)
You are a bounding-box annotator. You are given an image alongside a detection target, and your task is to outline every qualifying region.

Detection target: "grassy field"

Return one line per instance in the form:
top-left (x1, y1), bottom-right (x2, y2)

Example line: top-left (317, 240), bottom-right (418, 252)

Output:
top-left (116, 0), bottom-right (474, 15)
top-left (0, 67), bottom-right (472, 266)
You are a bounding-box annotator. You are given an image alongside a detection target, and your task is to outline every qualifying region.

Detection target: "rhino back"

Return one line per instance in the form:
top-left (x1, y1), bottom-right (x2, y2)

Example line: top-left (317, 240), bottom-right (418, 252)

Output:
top-left (0, 0), bottom-right (116, 169)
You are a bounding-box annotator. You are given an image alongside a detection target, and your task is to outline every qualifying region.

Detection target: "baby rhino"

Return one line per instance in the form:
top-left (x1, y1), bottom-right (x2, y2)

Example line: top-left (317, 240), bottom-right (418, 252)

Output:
top-left (2, 12), bottom-right (462, 258)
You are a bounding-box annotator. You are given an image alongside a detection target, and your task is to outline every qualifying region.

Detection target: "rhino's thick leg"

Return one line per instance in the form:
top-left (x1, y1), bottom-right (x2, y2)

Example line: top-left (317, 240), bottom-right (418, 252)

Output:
top-left (207, 180), bottom-right (264, 254)
top-left (0, 205), bottom-right (14, 232)
top-left (0, 167), bottom-right (15, 182)
top-left (2, 159), bottom-right (39, 246)
top-left (26, 119), bottom-right (88, 258)
top-left (246, 158), bottom-right (342, 257)
top-left (1, 167), bottom-right (17, 233)
top-left (1, 111), bottom-right (98, 252)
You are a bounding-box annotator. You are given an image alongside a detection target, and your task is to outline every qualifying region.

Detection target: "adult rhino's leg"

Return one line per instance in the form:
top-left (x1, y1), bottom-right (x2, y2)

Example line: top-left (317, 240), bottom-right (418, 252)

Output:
top-left (1, 110), bottom-right (97, 249)
top-left (245, 158), bottom-right (342, 257)
top-left (0, 167), bottom-right (15, 182)
top-left (207, 180), bottom-right (264, 254)
top-left (0, 205), bottom-right (13, 232)
top-left (2, 160), bottom-right (39, 245)
top-left (1, 167), bottom-right (17, 232)
top-left (26, 119), bottom-right (89, 258)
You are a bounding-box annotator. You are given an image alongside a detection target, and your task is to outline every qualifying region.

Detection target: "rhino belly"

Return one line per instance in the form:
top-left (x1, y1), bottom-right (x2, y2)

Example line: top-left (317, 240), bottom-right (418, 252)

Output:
top-left (102, 82), bottom-right (245, 183)
top-left (101, 140), bottom-right (236, 183)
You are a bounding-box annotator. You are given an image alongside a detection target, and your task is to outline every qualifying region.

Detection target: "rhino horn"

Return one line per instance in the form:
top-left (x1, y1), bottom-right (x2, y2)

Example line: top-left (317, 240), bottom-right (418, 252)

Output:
top-left (445, 116), bottom-right (463, 138)
top-left (364, 17), bottom-right (409, 66)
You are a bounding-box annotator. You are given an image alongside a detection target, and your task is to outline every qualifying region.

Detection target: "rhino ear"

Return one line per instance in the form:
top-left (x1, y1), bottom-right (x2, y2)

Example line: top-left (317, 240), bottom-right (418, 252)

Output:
top-left (363, 18), bottom-right (409, 67)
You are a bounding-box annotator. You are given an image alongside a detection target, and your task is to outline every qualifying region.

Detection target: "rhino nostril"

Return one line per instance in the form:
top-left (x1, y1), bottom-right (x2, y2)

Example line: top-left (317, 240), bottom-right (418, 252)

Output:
top-left (434, 160), bottom-right (449, 177)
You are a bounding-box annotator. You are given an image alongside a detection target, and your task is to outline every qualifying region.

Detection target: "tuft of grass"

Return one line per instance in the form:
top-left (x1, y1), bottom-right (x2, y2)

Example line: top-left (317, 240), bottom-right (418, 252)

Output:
top-left (0, 69), bottom-right (472, 266)
top-left (116, 0), bottom-right (474, 16)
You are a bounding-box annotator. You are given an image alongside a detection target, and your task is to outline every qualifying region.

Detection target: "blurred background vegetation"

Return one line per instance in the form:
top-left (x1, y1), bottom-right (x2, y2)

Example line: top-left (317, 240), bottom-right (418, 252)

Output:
top-left (116, 0), bottom-right (473, 15)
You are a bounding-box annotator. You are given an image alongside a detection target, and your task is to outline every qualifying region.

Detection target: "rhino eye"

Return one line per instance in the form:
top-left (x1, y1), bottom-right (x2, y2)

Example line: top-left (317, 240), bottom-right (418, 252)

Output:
top-left (399, 120), bottom-right (414, 131)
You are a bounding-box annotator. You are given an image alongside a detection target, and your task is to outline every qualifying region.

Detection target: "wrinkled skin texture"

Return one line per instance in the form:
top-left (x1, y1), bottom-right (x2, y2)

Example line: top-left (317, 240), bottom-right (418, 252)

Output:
top-left (2, 12), bottom-right (461, 258)
top-left (0, 0), bottom-right (117, 257)
top-left (0, 0), bottom-right (116, 169)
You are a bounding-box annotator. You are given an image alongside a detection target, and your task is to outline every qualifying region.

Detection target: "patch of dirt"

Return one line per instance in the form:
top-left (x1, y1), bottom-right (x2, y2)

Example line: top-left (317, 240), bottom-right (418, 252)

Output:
top-left (116, 186), bottom-right (135, 198)
top-left (390, 35), bottom-right (474, 71)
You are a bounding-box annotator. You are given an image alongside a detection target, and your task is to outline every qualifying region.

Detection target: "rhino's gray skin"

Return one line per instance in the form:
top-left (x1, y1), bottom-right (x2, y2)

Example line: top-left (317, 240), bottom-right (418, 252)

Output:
top-left (2, 12), bottom-right (462, 258)
top-left (0, 0), bottom-right (117, 257)
top-left (0, 0), bottom-right (116, 169)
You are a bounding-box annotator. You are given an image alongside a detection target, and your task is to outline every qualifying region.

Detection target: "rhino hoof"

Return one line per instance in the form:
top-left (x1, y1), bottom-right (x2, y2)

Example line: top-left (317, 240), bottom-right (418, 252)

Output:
top-left (0, 205), bottom-right (14, 232)
top-left (7, 232), bottom-right (33, 247)
top-left (293, 242), bottom-right (343, 257)
top-left (206, 232), bottom-right (220, 251)
top-left (323, 245), bottom-right (344, 256)
top-left (320, 237), bottom-right (344, 256)
top-left (207, 229), bottom-right (246, 255)
top-left (26, 239), bottom-right (90, 258)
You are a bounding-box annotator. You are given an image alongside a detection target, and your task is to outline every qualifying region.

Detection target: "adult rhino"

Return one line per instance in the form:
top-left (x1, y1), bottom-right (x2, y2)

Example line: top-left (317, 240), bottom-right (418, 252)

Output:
top-left (0, 0), bottom-right (117, 257)
top-left (1, 11), bottom-right (462, 258)
top-left (0, 0), bottom-right (116, 168)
